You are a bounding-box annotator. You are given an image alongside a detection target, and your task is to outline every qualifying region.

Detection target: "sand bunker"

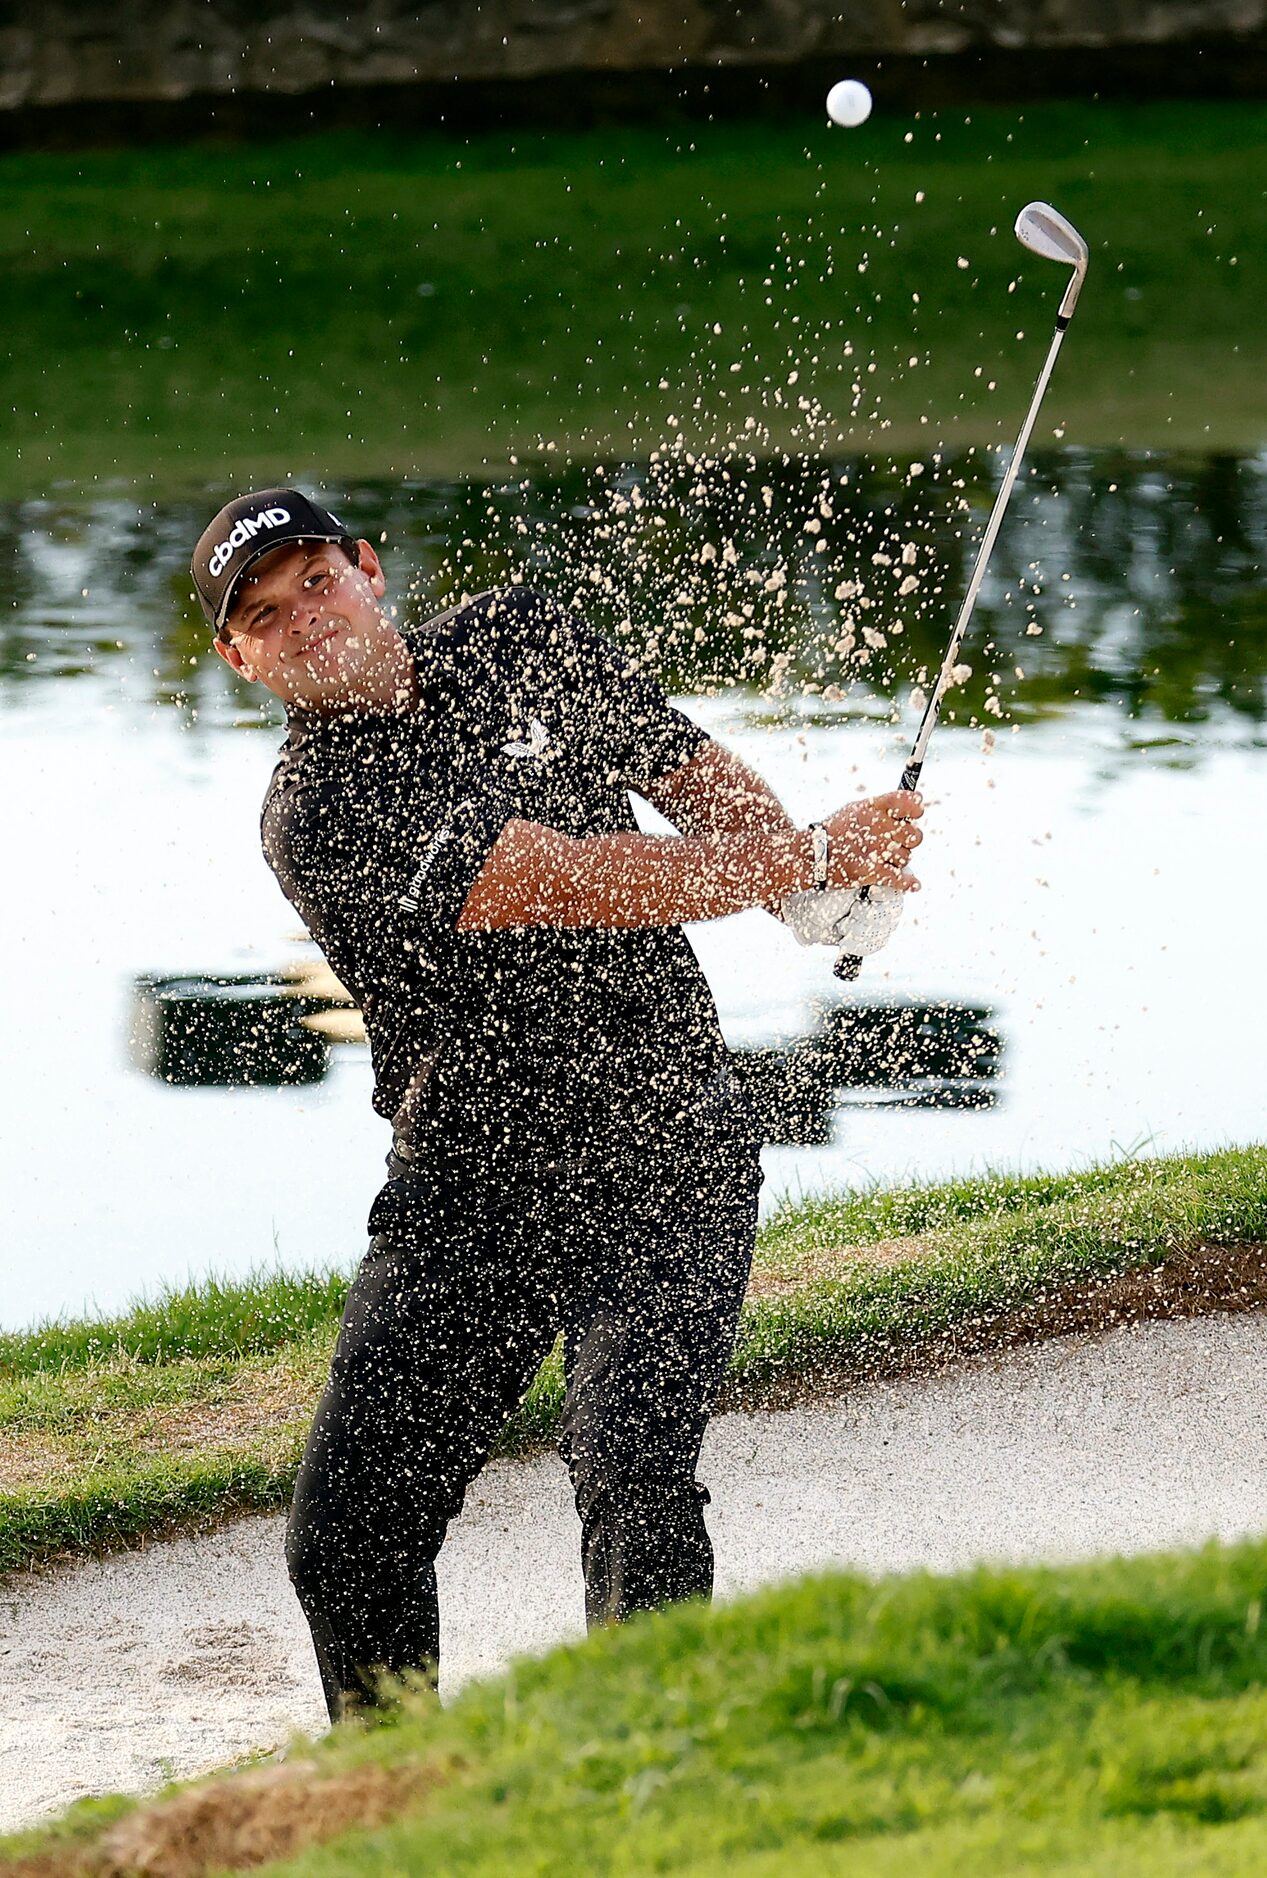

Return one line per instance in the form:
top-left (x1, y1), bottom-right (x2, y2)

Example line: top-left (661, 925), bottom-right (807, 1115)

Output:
top-left (3, 1308), bottom-right (1266, 1838)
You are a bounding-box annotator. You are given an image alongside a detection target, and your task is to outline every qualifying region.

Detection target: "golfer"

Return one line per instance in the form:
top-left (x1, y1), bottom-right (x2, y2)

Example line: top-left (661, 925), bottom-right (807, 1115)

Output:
top-left (191, 488), bottom-right (923, 1723)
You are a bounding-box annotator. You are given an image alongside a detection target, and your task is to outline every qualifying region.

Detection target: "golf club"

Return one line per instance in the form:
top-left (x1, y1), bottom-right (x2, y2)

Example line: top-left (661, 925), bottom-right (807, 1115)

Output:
top-left (833, 201), bottom-right (1089, 980)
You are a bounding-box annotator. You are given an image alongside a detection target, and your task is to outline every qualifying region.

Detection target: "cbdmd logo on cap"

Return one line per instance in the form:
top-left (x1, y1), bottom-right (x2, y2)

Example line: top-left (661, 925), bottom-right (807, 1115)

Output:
top-left (208, 507), bottom-right (293, 579)
top-left (192, 487), bottom-right (354, 633)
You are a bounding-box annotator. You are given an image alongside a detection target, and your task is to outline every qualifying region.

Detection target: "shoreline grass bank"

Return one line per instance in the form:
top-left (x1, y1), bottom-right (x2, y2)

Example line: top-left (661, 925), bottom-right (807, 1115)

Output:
top-left (7, 1533), bottom-right (1267, 1874)
top-left (1, 1145), bottom-right (1263, 1580)
top-left (3, 100), bottom-right (1266, 497)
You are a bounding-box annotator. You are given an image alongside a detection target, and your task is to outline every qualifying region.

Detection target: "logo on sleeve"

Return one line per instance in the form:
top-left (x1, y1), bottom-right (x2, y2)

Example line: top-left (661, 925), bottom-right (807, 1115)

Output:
top-left (398, 800), bottom-right (474, 913)
top-left (501, 717), bottom-right (553, 761)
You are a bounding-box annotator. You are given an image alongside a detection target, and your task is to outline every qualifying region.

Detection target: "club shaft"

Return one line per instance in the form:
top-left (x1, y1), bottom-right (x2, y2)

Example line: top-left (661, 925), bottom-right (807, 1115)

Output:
top-left (833, 311), bottom-right (1075, 981)
top-left (901, 316), bottom-right (1069, 790)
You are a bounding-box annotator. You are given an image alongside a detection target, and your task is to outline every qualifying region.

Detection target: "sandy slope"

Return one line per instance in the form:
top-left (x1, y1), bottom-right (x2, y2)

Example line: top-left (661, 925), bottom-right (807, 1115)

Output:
top-left (3, 1308), bottom-right (1265, 1838)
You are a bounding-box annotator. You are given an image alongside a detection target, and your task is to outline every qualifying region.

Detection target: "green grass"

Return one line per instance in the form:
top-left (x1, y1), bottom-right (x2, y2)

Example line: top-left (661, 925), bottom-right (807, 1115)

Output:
top-left (9, 1537), bottom-right (1267, 1874)
top-left (0, 1266), bottom-right (350, 1375)
top-left (1, 1145), bottom-right (1263, 1578)
top-left (0, 1328), bottom-right (330, 1571)
top-left (5, 1145), bottom-right (1261, 1380)
top-left (3, 99), bottom-right (1266, 497)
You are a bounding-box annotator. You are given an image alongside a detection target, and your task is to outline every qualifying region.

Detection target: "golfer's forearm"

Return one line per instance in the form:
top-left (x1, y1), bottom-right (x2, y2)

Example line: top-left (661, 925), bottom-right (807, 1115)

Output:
top-left (456, 821), bottom-right (814, 930)
top-left (643, 742), bottom-right (796, 836)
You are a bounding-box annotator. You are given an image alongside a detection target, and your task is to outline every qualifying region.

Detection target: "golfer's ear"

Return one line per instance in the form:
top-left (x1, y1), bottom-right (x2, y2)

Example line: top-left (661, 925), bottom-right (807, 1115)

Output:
top-left (352, 539), bottom-right (386, 597)
top-left (214, 638), bottom-right (255, 681)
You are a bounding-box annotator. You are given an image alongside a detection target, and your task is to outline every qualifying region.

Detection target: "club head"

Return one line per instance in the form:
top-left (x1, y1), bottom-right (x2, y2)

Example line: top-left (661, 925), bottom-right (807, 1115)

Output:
top-left (1014, 201), bottom-right (1089, 321)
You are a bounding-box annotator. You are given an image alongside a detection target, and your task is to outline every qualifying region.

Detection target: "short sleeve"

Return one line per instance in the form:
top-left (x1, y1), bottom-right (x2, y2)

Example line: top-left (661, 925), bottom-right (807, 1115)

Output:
top-left (494, 587), bottom-right (710, 791)
top-left (263, 774), bottom-right (513, 997)
top-left (395, 794), bottom-right (514, 946)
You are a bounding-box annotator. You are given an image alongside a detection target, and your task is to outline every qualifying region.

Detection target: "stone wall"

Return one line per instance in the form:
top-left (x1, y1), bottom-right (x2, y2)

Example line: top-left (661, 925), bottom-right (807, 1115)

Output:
top-left (1, 0), bottom-right (1265, 113)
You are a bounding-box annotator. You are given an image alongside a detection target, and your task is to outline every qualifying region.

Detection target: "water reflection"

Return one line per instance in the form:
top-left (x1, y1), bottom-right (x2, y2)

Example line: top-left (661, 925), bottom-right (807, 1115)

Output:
top-left (733, 999), bottom-right (1003, 1144)
top-left (4, 449), bottom-right (1265, 743)
top-left (129, 972), bottom-right (333, 1087)
top-left (129, 963), bottom-right (1003, 1140)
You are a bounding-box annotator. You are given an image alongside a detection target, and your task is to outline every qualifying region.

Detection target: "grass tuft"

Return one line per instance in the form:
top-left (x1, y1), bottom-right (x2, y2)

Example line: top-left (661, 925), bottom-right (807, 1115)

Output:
top-left (0, 1268), bottom-right (351, 1379)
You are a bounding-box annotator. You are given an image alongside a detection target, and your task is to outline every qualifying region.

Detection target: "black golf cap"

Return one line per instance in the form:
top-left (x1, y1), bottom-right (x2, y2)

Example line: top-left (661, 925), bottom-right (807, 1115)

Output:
top-left (191, 488), bottom-right (357, 636)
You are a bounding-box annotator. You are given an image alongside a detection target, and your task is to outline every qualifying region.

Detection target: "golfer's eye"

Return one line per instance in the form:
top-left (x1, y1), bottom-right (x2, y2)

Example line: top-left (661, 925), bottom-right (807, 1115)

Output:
top-left (304, 569), bottom-right (333, 590)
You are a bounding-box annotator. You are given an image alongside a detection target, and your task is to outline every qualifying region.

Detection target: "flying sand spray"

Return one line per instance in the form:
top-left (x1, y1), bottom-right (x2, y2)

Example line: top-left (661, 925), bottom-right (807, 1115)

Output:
top-left (824, 201), bottom-right (1090, 979)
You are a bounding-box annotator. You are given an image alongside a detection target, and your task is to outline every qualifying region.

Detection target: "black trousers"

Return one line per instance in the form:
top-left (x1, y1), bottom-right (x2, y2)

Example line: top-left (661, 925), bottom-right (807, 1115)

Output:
top-left (285, 1084), bottom-right (763, 1723)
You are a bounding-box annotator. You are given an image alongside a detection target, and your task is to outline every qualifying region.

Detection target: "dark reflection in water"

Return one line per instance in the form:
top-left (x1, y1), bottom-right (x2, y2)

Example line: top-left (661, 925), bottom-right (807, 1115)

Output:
top-left (129, 967), bottom-right (1003, 1139)
top-left (130, 973), bottom-right (332, 1087)
top-left (3, 448), bottom-right (1265, 743)
top-left (733, 999), bottom-right (1003, 1143)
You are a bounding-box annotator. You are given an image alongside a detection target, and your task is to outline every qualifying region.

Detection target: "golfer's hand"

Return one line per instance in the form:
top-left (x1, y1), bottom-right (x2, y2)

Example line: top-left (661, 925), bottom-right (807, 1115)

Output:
top-left (822, 791), bottom-right (924, 891)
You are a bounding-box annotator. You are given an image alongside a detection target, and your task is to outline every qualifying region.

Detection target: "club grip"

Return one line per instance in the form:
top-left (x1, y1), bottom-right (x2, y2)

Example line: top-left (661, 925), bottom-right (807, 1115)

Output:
top-left (832, 757), bottom-right (923, 980)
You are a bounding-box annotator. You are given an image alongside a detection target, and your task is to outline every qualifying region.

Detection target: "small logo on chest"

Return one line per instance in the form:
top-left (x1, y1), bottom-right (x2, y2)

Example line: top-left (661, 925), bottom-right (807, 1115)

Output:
top-left (501, 716), bottom-right (554, 761)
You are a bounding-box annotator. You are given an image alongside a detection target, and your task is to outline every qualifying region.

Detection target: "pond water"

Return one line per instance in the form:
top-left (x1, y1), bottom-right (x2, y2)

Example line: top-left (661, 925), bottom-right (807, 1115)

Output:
top-left (4, 447), bottom-right (1264, 1330)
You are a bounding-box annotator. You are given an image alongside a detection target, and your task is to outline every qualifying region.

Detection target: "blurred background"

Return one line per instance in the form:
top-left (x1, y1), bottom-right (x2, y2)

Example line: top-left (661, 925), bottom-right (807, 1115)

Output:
top-left (3, 2), bottom-right (1265, 1328)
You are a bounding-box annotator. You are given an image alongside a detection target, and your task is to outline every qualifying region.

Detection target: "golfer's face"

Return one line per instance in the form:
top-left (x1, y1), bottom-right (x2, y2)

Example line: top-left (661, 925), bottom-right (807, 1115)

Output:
top-left (222, 541), bottom-right (392, 706)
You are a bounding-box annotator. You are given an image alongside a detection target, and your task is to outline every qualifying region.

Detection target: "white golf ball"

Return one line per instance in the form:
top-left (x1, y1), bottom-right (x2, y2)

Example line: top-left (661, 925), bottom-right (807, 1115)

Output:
top-left (826, 79), bottom-right (873, 128)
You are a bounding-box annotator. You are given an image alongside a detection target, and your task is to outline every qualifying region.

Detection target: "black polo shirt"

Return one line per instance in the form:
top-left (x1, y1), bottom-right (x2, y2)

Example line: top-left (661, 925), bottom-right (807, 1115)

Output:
top-left (261, 585), bottom-right (732, 1163)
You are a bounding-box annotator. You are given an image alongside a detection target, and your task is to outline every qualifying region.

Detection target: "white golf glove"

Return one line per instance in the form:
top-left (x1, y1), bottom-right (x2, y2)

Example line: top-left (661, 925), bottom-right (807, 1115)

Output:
top-left (779, 883), bottom-right (906, 954)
